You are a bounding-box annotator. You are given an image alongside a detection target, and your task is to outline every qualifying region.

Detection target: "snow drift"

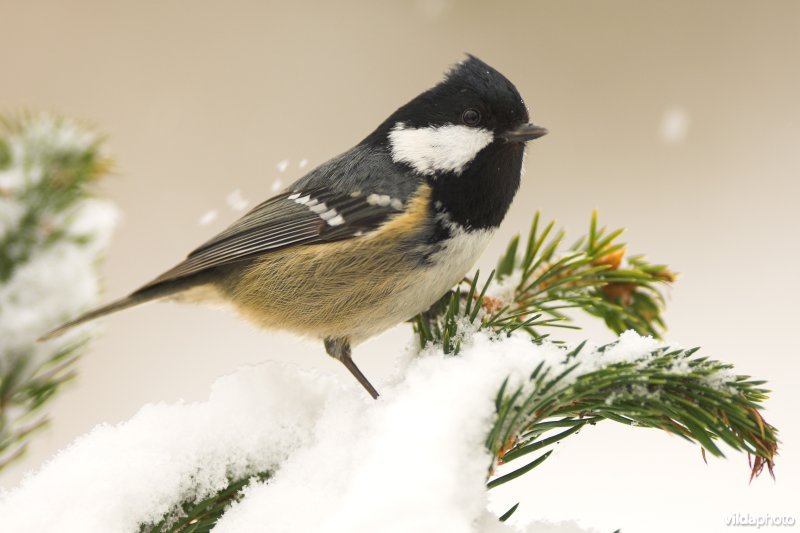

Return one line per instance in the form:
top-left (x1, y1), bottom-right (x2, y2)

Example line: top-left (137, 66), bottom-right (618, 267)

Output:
top-left (1, 330), bottom-right (670, 532)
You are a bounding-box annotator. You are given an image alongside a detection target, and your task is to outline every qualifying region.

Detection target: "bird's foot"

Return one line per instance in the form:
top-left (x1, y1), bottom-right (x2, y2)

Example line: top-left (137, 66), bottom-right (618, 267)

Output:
top-left (324, 337), bottom-right (380, 400)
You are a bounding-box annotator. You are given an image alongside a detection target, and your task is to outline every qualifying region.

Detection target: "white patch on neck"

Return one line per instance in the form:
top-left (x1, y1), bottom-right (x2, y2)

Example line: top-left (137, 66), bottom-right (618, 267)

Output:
top-left (428, 224), bottom-right (494, 272)
top-left (388, 122), bottom-right (494, 176)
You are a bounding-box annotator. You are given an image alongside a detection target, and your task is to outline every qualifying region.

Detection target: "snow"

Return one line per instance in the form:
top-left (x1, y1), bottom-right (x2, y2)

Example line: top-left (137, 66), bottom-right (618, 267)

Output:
top-left (0, 114), bottom-right (100, 238)
top-left (0, 114), bottom-right (118, 468)
top-left (0, 363), bottom-right (335, 532)
top-left (0, 114), bottom-right (118, 358)
top-left (0, 328), bottom-right (714, 533)
top-left (225, 189), bottom-right (249, 211)
top-left (0, 115), bottom-right (97, 191)
top-left (276, 159), bottom-right (289, 173)
top-left (270, 178), bottom-right (283, 192)
top-left (198, 209), bottom-right (218, 225)
top-left (659, 106), bottom-right (690, 143)
top-left (0, 197), bottom-right (25, 242)
top-left (0, 200), bottom-right (117, 355)
top-left (486, 270), bottom-right (522, 310)
top-left (703, 367), bottom-right (738, 393)
top-left (413, 0), bottom-right (456, 20)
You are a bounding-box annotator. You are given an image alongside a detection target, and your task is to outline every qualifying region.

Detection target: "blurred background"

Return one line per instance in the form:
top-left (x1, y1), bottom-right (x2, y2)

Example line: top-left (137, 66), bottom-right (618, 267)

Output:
top-left (1, 1), bottom-right (798, 531)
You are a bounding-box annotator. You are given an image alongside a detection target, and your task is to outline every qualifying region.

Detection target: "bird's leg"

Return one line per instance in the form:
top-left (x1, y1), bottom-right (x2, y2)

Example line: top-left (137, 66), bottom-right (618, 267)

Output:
top-left (324, 337), bottom-right (379, 400)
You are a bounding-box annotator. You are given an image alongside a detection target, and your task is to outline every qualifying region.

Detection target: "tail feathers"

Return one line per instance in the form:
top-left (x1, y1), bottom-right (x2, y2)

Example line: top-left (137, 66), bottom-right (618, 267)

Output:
top-left (39, 293), bottom-right (152, 342)
top-left (40, 271), bottom-right (217, 342)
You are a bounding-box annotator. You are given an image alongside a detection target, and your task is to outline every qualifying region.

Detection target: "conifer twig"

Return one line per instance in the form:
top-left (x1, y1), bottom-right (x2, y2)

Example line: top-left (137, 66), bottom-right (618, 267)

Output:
top-left (486, 340), bottom-right (777, 487)
top-left (0, 113), bottom-right (114, 470)
top-left (414, 211), bottom-right (676, 351)
top-left (137, 212), bottom-right (777, 531)
top-left (411, 213), bottom-right (776, 488)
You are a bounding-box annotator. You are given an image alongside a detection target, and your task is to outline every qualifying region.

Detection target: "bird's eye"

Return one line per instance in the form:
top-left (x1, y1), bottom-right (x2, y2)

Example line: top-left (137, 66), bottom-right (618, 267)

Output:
top-left (462, 108), bottom-right (481, 126)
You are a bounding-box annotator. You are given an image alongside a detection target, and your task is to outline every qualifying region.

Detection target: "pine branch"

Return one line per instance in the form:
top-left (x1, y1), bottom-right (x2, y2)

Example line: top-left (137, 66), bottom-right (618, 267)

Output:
top-left (0, 113), bottom-right (114, 471)
top-left (409, 213), bottom-right (776, 489)
top-left (132, 333), bottom-right (778, 532)
top-left (0, 337), bottom-right (88, 467)
top-left (414, 211), bottom-right (675, 352)
top-left (0, 111), bottom-right (777, 529)
top-left (139, 473), bottom-right (271, 533)
top-left (138, 211), bottom-right (776, 531)
top-left (486, 340), bottom-right (777, 488)
top-left (0, 113), bottom-right (110, 283)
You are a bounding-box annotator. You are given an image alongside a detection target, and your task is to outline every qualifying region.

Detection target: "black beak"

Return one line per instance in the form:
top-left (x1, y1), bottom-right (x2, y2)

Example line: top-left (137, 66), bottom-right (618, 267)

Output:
top-left (501, 123), bottom-right (548, 143)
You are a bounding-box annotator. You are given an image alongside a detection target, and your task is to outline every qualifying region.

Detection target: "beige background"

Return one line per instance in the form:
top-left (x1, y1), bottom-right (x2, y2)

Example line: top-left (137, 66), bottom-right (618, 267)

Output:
top-left (1, 1), bottom-right (798, 531)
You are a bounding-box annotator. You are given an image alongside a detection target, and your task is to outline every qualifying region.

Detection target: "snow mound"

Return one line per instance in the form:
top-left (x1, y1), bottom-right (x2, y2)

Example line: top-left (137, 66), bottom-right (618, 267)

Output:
top-left (1, 330), bottom-right (667, 532)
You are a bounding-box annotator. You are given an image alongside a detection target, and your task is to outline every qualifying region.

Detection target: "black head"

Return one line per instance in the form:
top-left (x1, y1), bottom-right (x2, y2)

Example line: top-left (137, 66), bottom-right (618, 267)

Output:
top-left (364, 55), bottom-right (546, 231)
top-left (384, 54), bottom-right (543, 141)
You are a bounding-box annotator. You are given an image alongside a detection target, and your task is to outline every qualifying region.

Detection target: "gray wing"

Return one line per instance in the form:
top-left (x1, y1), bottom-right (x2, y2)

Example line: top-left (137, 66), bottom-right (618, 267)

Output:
top-left (136, 186), bottom-right (406, 291)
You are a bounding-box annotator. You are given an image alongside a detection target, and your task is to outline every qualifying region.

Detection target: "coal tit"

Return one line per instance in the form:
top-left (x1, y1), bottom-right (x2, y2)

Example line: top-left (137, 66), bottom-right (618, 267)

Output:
top-left (41, 55), bottom-right (548, 399)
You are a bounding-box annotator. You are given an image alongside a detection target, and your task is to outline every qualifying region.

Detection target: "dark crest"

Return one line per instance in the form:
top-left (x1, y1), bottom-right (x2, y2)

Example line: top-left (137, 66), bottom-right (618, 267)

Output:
top-left (366, 54), bottom-right (530, 142)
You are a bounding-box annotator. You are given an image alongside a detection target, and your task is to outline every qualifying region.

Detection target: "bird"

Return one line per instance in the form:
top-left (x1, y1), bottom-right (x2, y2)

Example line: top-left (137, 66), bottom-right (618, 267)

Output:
top-left (40, 55), bottom-right (547, 399)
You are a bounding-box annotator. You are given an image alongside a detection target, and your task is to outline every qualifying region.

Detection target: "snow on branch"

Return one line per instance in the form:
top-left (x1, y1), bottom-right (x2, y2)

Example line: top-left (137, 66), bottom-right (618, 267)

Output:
top-left (487, 331), bottom-right (776, 488)
top-left (0, 113), bottom-right (117, 469)
top-left (0, 201), bottom-right (777, 532)
top-left (0, 328), bottom-right (776, 533)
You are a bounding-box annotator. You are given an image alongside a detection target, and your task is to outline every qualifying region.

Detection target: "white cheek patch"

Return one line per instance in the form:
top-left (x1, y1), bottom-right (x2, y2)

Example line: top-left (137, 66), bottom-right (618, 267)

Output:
top-left (388, 122), bottom-right (494, 176)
